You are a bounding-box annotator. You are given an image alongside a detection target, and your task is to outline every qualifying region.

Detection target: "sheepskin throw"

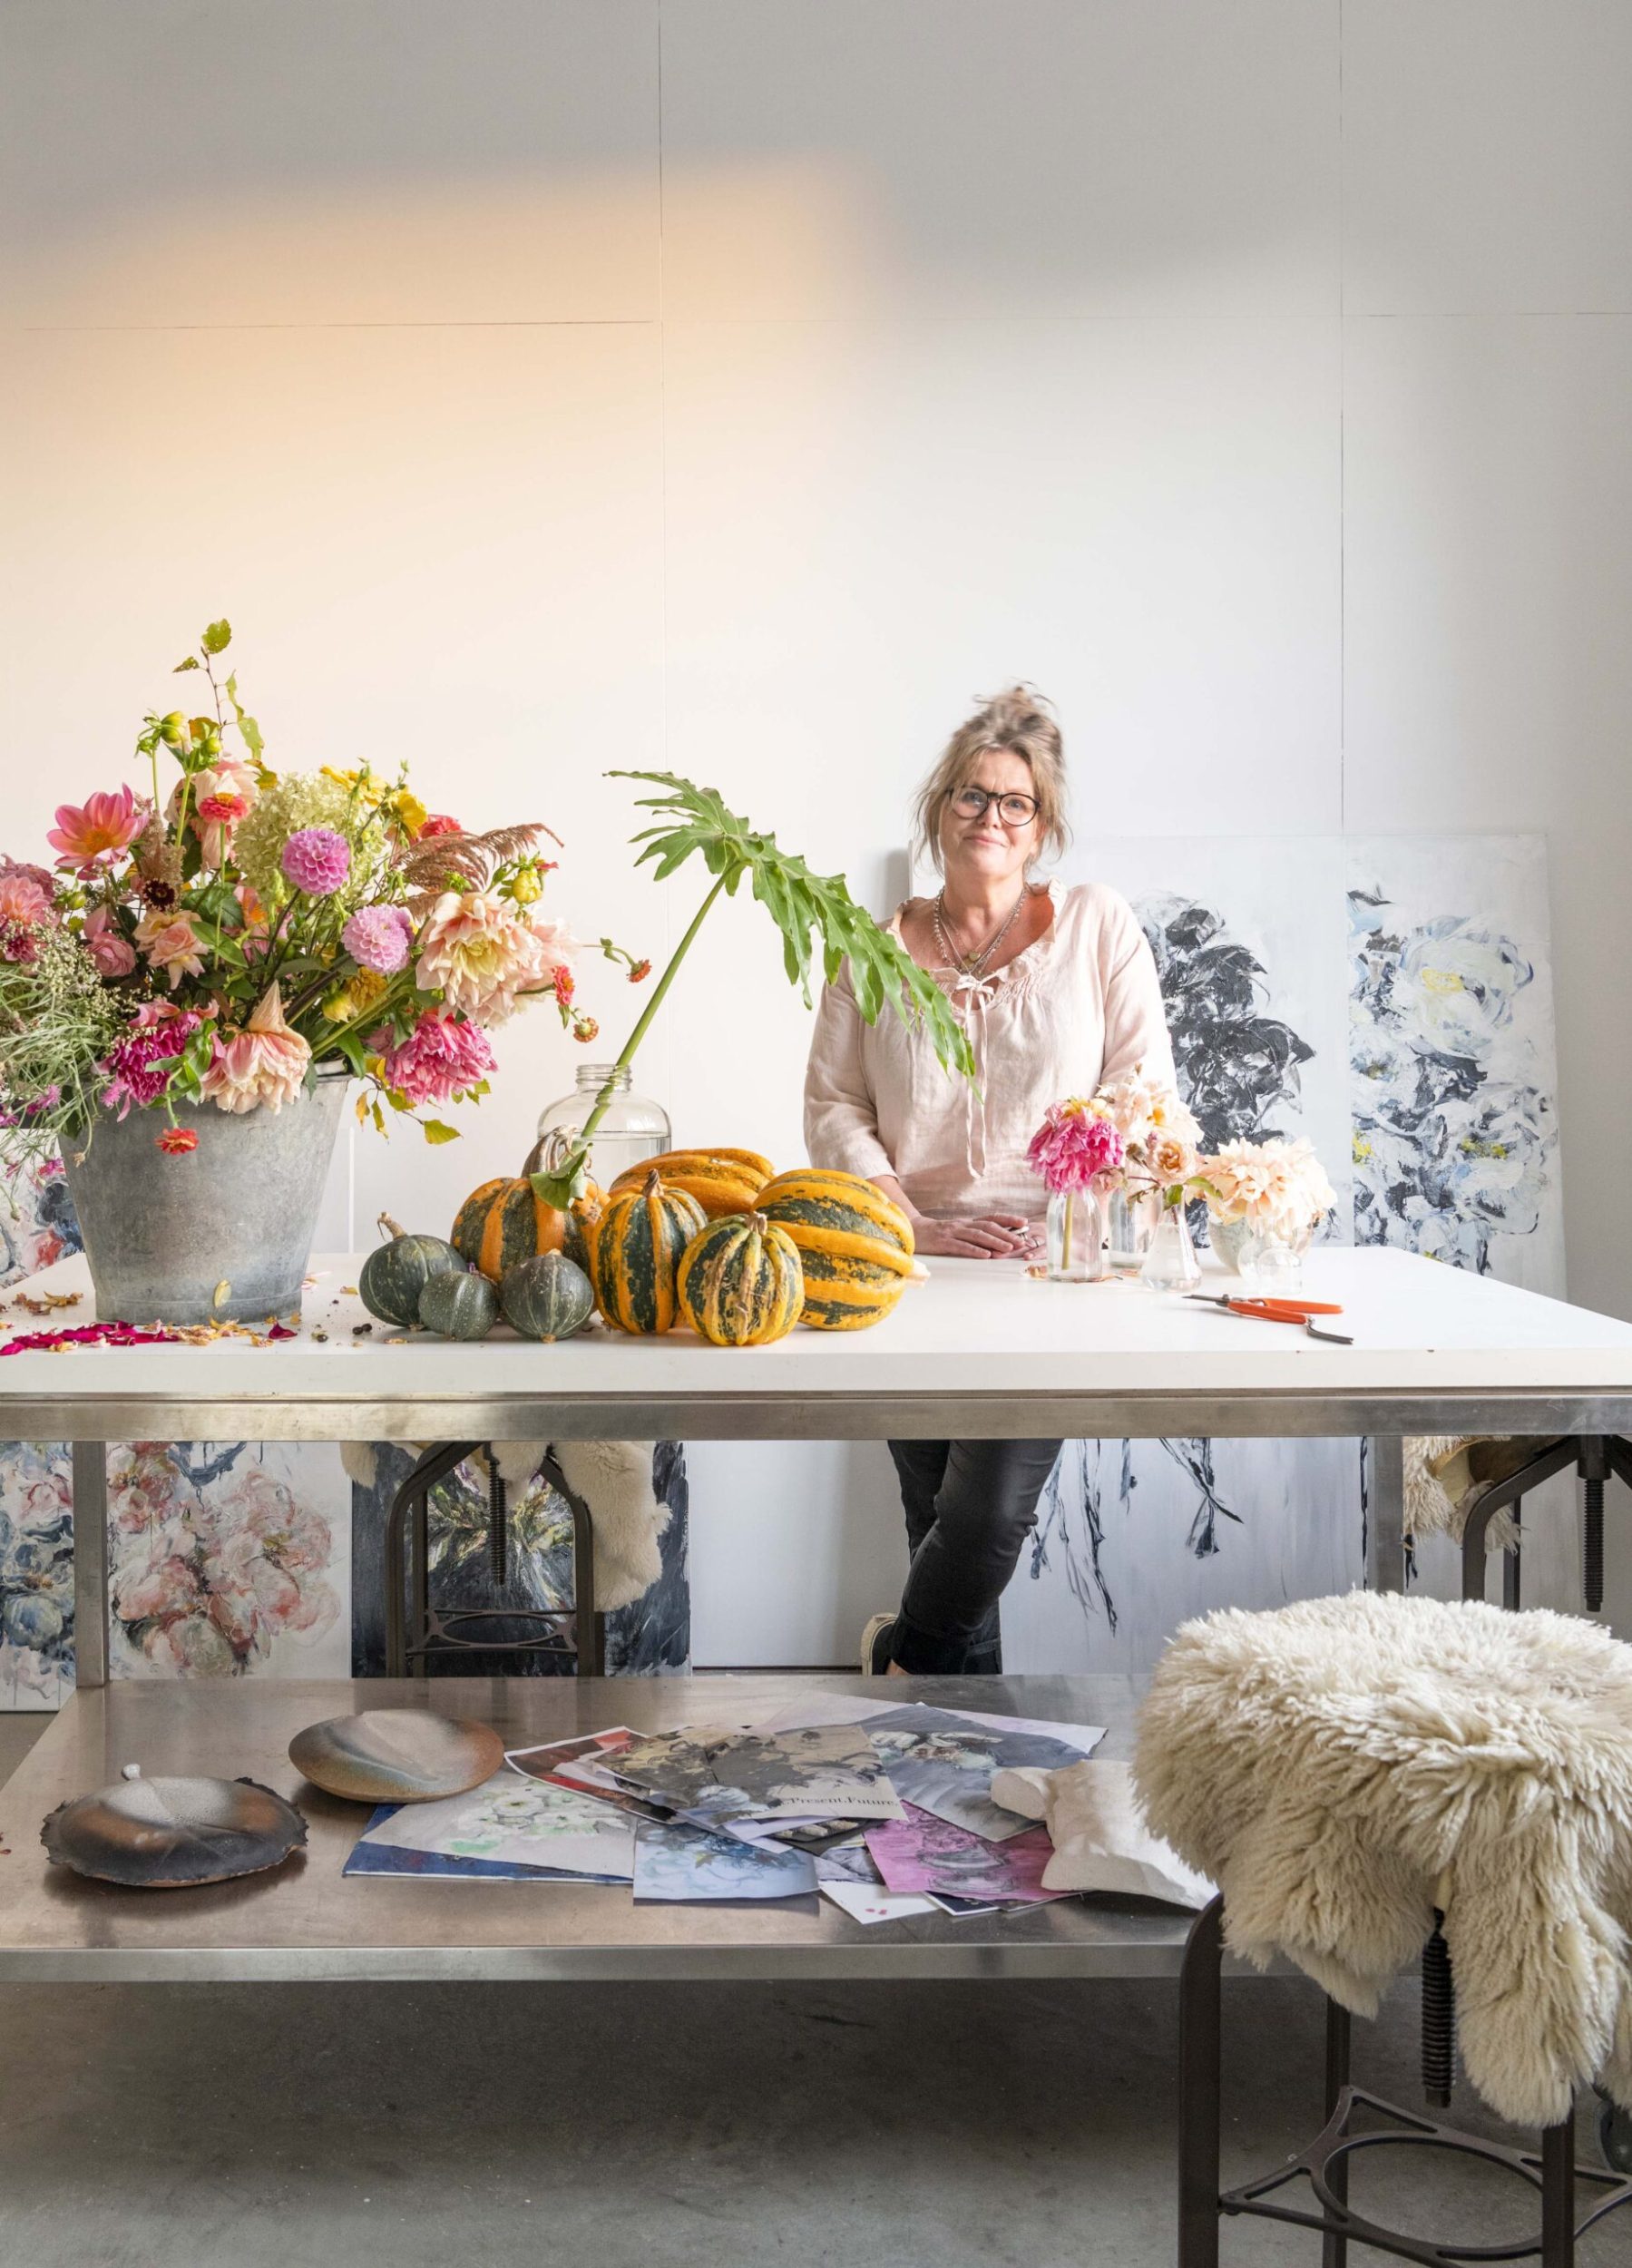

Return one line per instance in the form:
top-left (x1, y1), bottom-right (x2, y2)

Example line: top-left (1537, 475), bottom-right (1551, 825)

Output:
top-left (342, 1440), bottom-right (668, 1611)
top-left (1134, 1590), bottom-right (1632, 2127)
top-left (1403, 1434), bottom-right (1544, 1549)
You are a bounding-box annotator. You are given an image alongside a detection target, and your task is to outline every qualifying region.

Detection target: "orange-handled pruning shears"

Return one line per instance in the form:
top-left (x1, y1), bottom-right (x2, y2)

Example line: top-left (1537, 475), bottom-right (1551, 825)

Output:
top-left (1187, 1294), bottom-right (1353, 1344)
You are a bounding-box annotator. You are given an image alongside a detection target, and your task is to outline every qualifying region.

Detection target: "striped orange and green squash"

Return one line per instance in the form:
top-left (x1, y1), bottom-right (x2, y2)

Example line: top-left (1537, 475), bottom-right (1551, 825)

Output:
top-left (678, 1212), bottom-right (804, 1347)
top-left (757, 1168), bottom-right (916, 1332)
top-left (609, 1147), bottom-right (773, 1220)
top-left (451, 1173), bottom-right (602, 1285)
top-left (591, 1169), bottom-right (707, 1335)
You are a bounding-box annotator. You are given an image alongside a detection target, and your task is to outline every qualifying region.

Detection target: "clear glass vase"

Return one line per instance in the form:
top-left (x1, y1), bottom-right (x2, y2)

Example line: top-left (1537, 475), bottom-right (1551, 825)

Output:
top-left (532, 1065), bottom-right (670, 1191)
top-left (1105, 1185), bottom-right (1161, 1273)
top-left (1045, 1184), bottom-right (1108, 1282)
top-left (1140, 1203), bottom-right (1202, 1294)
top-left (1237, 1220), bottom-right (1313, 1295)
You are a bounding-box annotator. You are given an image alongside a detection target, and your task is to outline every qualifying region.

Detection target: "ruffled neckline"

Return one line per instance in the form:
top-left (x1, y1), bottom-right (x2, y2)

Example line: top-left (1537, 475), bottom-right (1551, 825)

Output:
top-left (890, 876), bottom-right (1065, 999)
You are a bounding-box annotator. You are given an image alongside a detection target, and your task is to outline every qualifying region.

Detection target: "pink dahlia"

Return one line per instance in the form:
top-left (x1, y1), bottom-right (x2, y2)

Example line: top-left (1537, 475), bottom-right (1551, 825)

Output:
top-left (200, 984), bottom-right (312, 1115)
top-left (341, 903), bottom-right (414, 975)
top-left (47, 785), bottom-right (145, 873)
top-left (280, 826), bottom-right (351, 897)
top-left (83, 904), bottom-right (137, 978)
top-left (383, 1010), bottom-right (495, 1106)
top-left (0, 868), bottom-right (51, 925)
top-left (1027, 1100), bottom-right (1126, 1194)
top-left (415, 890), bottom-right (561, 1026)
top-left (100, 1004), bottom-right (201, 1119)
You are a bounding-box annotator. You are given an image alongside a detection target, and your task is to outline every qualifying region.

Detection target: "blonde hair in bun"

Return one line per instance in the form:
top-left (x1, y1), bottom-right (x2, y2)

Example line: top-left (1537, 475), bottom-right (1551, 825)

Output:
top-left (911, 683), bottom-right (1070, 875)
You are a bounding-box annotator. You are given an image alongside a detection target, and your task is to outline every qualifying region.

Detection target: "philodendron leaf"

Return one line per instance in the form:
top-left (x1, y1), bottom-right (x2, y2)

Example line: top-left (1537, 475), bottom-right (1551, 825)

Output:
top-left (610, 770), bottom-right (976, 1082)
top-left (530, 1147), bottom-right (591, 1211)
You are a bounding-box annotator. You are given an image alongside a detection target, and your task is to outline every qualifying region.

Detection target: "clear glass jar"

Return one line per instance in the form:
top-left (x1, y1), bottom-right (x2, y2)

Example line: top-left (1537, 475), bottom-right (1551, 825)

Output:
top-left (1045, 1184), bottom-right (1108, 1282)
top-left (533, 1065), bottom-right (670, 1190)
top-left (1105, 1185), bottom-right (1161, 1273)
top-left (1236, 1220), bottom-right (1314, 1295)
top-left (1140, 1203), bottom-right (1202, 1294)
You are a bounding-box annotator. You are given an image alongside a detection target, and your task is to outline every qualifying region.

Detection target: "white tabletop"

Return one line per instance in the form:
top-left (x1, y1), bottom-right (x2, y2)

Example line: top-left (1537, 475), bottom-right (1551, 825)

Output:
top-left (1, 1245), bottom-right (1628, 1442)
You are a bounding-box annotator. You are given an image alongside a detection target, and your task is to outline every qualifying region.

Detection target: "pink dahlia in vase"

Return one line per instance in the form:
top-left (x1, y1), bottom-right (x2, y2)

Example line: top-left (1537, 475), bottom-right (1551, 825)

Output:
top-left (1027, 1099), bottom-right (1126, 1193)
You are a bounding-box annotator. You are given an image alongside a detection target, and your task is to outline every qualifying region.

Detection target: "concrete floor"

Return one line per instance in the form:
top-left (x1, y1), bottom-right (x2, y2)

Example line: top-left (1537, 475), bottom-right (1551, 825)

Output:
top-left (0, 1714), bottom-right (1622, 2268)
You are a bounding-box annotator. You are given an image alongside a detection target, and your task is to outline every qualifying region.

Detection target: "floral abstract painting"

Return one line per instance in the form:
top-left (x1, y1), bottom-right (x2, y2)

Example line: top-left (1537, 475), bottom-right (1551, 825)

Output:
top-left (0, 1442), bottom-right (74, 1708)
top-left (107, 1441), bottom-right (351, 1679)
top-left (1348, 836), bottom-right (1563, 1295)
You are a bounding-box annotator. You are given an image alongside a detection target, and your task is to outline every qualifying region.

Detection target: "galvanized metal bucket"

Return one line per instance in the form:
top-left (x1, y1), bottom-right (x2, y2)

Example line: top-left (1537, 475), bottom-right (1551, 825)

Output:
top-left (59, 1070), bottom-right (348, 1326)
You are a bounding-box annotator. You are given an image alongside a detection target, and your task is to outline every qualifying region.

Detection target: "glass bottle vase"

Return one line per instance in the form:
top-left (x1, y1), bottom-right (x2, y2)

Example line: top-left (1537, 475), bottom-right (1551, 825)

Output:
top-left (1139, 1202), bottom-right (1202, 1294)
top-left (532, 1064), bottom-right (670, 1192)
top-left (1045, 1183), bottom-right (1108, 1282)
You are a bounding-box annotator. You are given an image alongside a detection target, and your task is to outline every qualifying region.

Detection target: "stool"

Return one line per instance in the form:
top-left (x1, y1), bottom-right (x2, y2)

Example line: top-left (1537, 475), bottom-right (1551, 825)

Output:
top-left (383, 1441), bottom-right (604, 1678)
top-left (1138, 1592), bottom-right (1632, 2265)
top-left (1460, 1432), bottom-right (1632, 1613)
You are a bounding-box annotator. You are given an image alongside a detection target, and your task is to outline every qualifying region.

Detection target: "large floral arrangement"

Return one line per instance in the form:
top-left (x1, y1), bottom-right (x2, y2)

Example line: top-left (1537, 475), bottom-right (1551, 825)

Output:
top-left (1201, 1136), bottom-right (1336, 1238)
top-left (0, 621), bottom-right (626, 1173)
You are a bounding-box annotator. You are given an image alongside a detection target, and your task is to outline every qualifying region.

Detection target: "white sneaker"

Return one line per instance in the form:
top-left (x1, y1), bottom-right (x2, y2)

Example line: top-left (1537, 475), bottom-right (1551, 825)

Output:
top-left (859, 1612), bottom-right (895, 1676)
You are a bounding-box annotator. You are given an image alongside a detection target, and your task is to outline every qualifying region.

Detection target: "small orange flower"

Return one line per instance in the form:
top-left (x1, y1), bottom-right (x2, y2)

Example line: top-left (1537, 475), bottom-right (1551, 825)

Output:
top-left (155, 1126), bottom-right (199, 1155)
top-left (628, 958), bottom-right (651, 982)
top-left (553, 966), bottom-right (576, 1007)
top-left (573, 1015), bottom-right (599, 1044)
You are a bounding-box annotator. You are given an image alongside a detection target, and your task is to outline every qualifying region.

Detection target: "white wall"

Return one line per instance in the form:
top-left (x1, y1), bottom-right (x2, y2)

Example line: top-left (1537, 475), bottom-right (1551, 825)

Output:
top-left (2, 2), bottom-right (1628, 1659)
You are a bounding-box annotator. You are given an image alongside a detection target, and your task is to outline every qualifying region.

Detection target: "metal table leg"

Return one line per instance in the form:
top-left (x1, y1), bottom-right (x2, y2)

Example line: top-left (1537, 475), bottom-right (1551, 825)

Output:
top-left (70, 1440), bottom-right (109, 1690)
top-left (1367, 1436), bottom-right (1407, 1595)
top-left (1177, 1894), bottom-right (1224, 2268)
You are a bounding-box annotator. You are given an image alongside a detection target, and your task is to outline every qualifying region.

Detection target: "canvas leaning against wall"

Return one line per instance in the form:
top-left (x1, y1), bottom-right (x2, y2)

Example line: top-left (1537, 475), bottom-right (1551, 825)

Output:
top-left (1001, 833), bottom-right (1567, 1676)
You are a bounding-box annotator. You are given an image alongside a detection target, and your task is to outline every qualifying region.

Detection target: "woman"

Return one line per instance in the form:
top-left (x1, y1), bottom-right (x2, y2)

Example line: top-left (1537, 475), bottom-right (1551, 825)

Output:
top-left (804, 685), bottom-right (1176, 1677)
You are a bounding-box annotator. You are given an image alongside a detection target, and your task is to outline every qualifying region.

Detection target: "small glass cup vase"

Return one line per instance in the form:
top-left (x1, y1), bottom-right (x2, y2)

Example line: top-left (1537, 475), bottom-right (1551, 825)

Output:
top-left (1140, 1201), bottom-right (1202, 1294)
top-left (1105, 1184), bottom-right (1161, 1273)
top-left (1238, 1219), bottom-right (1313, 1295)
top-left (1045, 1182), bottom-right (1108, 1283)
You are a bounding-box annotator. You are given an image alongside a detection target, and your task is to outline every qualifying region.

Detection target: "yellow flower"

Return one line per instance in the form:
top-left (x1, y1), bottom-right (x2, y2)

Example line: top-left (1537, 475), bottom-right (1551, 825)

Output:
top-left (391, 787), bottom-right (429, 839)
top-left (321, 766), bottom-right (385, 809)
top-left (504, 862), bottom-right (544, 906)
top-left (323, 968), bottom-right (387, 1022)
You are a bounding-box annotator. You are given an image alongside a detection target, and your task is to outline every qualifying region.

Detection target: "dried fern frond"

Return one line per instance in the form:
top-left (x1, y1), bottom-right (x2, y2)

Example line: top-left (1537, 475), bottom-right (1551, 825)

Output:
top-left (398, 822), bottom-right (561, 893)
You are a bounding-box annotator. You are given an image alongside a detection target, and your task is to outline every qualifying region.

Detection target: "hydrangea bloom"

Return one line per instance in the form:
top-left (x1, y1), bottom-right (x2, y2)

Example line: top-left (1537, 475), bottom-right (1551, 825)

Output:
top-left (341, 903), bottom-right (414, 974)
top-left (383, 1010), bottom-right (495, 1106)
top-left (200, 984), bottom-right (312, 1114)
top-left (280, 826), bottom-right (351, 897)
top-left (1026, 1100), bottom-right (1126, 1193)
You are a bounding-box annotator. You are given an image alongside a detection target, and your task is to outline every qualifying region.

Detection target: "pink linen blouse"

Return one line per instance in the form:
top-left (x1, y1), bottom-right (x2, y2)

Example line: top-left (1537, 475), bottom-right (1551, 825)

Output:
top-left (803, 879), bottom-right (1177, 1223)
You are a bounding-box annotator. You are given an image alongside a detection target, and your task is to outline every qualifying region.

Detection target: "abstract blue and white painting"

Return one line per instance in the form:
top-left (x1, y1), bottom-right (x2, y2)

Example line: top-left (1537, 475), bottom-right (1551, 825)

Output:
top-left (1002, 832), bottom-right (1566, 1674)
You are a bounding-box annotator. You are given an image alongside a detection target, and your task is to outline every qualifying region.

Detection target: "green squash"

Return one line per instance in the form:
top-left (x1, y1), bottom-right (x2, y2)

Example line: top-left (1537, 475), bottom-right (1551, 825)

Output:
top-left (418, 1268), bottom-right (500, 1342)
top-left (359, 1216), bottom-right (464, 1330)
top-left (500, 1251), bottom-right (595, 1344)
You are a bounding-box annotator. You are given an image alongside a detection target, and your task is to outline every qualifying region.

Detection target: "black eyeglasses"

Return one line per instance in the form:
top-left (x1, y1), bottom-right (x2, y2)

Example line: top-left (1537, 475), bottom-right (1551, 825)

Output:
top-left (950, 785), bottom-right (1040, 826)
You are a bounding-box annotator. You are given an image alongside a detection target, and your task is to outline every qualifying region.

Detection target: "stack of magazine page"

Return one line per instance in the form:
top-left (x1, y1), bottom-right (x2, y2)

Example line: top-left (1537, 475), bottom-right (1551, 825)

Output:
top-left (344, 1692), bottom-right (1106, 1924)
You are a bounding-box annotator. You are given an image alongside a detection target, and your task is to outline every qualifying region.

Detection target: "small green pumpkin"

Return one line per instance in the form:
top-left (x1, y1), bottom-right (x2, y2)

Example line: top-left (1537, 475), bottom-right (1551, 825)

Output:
top-left (500, 1251), bottom-right (596, 1344)
top-left (359, 1215), bottom-right (464, 1329)
top-left (418, 1268), bottom-right (500, 1342)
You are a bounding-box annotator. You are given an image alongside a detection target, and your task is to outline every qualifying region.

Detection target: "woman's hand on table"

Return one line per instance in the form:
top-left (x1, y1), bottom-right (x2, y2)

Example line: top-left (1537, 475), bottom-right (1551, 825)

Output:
top-left (908, 1211), bottom-right (1039, 1260)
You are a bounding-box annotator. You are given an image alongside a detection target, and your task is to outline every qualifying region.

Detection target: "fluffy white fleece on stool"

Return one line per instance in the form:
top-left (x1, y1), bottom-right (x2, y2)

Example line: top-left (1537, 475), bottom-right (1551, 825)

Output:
top-left (1134, 1589), bottom-right (1632, 2128)
top-left (343, 1440), bottom-right (668, 1612)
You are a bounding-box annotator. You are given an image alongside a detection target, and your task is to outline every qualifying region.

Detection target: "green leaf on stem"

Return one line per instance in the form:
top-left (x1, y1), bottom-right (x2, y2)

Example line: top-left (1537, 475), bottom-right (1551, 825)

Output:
top-left (173, 656), bottom-right (200, 673)
top-left (530, 1148), bottom-right (591, 1211)
top-left (201, 619), bottom-right (232, 655)
top-left (422, 1119), bottom-right (459, 1145)
top-left (609, 770), bottom-right (976, 1082)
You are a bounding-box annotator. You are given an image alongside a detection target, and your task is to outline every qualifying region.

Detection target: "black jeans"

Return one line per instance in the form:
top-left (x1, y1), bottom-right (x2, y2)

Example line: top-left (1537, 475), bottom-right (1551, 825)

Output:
top-left (884, 1437), bottom-right (1064, 1675)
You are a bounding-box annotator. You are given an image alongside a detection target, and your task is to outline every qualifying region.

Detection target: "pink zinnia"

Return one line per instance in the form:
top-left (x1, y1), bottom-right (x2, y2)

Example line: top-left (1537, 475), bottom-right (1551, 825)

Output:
top-left (383, 1011), bottom-right (495, 1106)
top-left (100, 1004), bottom-right (201, 1119)
top-left (46, 785), bottom-right (146, 873)
top-left (1027, 1100), bottom-right (1126, 1194)
top-left (418, 814), bottom-right (463, 838)
top-left (200, 984), bottom-right (312, 1115)
top-left (280, 826), bottom-right (351, 897)
top-left (342, 903), bottom-right (414, 974)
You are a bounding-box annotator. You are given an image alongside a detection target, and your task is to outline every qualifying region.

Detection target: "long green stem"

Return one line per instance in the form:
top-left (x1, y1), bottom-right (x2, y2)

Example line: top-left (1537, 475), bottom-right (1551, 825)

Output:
top-left (532, 871), bottom-right (731, 1198)
top-left (578, 873), bottom-right (729, 1149)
